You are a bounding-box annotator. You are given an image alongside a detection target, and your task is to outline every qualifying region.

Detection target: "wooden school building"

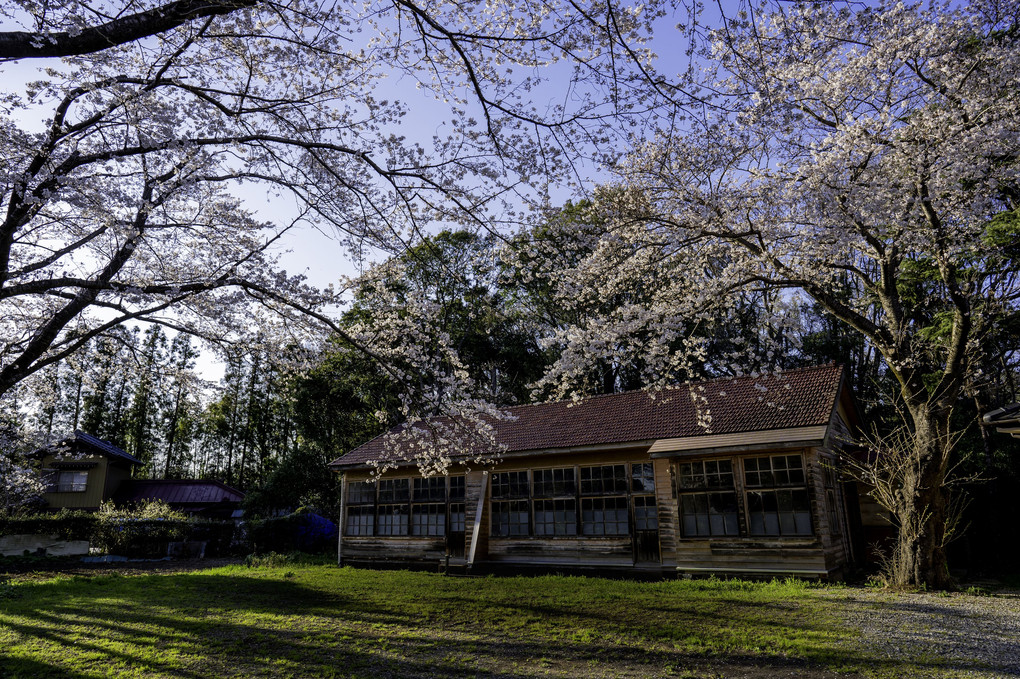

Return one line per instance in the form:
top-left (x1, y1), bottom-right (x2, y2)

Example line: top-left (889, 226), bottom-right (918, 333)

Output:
top-left (329, 364), bottom-right (865, 578)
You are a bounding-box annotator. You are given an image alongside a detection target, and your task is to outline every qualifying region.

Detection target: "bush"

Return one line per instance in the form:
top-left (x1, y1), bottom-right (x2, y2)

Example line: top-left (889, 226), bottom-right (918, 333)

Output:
top-left (187, 521), bottom-right (238, 557)
top-left (0, 501), bottom-right (239, 559)
top-left (91, 500), bottom-right (191, 558)
top-left (0, 510), bottom-right (97, 541)
top-left (247, 510), bottom-right (337, 555)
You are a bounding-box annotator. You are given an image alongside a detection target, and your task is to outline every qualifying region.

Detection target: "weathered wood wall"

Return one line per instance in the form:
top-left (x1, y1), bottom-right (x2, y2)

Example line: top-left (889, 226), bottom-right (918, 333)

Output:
top-left (337, 441), bottom-right (856, 578)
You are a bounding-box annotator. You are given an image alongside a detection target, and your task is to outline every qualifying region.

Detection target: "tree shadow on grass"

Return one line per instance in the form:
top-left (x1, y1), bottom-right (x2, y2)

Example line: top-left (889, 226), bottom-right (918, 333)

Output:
top-left (0, 571), bottom-right (990, 678)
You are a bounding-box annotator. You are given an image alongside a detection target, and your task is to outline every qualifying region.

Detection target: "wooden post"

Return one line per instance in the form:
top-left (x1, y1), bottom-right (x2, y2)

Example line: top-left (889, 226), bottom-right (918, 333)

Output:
top-left (467, 471), bottom-right (488, 571)
top-left (337, 475), bottom-right (345, 566)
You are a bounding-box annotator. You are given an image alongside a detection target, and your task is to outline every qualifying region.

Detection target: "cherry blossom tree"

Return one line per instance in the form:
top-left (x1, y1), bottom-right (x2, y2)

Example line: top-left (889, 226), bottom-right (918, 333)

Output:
top-left (0, 0), bottom-right (672, 409)
top-left (0, 420), bottom-right (46, 514)
top-left (534, 1), bottom-right (1020, 587)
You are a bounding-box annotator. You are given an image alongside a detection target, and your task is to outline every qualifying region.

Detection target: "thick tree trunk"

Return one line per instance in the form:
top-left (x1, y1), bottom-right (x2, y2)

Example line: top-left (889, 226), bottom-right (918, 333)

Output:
top-left (889, 404), bottom-right (953, 589)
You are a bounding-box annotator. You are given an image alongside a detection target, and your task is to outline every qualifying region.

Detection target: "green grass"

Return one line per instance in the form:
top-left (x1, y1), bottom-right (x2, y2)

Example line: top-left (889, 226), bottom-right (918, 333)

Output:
top-left (0, 564), bottom-right (939, 677)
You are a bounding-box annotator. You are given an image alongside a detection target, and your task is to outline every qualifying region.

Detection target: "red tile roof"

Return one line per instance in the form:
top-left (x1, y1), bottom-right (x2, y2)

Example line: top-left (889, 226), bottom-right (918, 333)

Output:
top-left (330, 364), bottom-right (845, 468)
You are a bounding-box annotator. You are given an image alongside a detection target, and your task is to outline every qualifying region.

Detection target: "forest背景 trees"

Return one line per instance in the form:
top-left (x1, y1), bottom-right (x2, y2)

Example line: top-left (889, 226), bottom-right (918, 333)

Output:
top-left (0, 0), bottom-right (673, 413)
top-left (534, 1), bottom-right (1020, 587)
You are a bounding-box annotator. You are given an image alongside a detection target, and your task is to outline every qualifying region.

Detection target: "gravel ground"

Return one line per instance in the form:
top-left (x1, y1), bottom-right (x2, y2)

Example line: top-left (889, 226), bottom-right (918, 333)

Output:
top-left (825, 587), bottom-right (1020, 678)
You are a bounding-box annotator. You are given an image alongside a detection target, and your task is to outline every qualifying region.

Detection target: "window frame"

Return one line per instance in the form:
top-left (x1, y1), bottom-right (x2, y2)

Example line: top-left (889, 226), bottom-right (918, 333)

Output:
top-left (45, 469), bottom-right (89, 493)
top-left (675, 459), bottom-right (740, 538)
top-left (487, 462), bottom-right (661, 540)
top-left (742, 453), bottom-right (814, 538)
top-left (344, 475), bottom-right (465, 539)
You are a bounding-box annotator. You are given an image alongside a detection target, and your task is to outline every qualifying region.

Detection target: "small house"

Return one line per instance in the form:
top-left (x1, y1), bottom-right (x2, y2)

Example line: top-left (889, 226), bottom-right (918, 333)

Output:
top-left (38, 431), bottom-right (142, 511)
top-left (330, 364), bottom-right (866, 578)
top-left (36, 431), bottom-right (244, 516)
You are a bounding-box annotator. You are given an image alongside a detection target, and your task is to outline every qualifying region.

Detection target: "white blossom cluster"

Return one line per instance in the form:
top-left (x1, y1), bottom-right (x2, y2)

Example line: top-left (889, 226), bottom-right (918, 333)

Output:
top-left (341, 257), bottom-right (513, 475)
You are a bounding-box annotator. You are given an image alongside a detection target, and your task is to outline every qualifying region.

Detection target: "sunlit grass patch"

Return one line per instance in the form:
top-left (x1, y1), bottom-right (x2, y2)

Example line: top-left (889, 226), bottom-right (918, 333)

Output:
top-left (0, 563), bottom-right (932, 678)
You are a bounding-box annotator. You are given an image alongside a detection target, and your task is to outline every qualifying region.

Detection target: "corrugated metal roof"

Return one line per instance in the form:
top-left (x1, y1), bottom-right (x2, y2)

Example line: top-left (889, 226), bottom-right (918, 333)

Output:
top-left (331, 364), bottom-right (845, 468)
top-left (113, 480), bottom-right (245, 505)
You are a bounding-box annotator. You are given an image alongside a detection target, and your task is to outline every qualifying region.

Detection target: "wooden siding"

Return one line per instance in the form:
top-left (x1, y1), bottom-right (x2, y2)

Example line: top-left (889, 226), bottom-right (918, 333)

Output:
top-left (336, 438), bottom-right (857, 577)
top-left (486, 537), bottom-right (633, 566)
top-left (653, 457), bottom-right (677, 567)
top-left (674, 539), bottom-right (829, 575)
top-left (341, 536), bottom-right (456, 566)
top-left (41, 455), bottom-right (108, 510)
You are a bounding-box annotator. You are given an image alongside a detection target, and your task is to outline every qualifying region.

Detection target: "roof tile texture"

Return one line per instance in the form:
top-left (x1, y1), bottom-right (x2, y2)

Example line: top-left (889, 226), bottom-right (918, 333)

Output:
top-left (332, 364), bottom-right (844, 468)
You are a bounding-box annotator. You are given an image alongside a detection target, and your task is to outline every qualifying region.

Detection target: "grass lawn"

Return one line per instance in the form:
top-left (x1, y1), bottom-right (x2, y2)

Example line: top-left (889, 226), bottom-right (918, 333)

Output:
top-left (0, 560), bottom-right (940, 678)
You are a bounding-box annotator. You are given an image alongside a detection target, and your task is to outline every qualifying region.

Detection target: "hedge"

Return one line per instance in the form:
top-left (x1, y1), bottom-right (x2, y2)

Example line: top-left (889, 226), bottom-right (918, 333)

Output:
top-left (90, 518), bottom-right (192, 558)
top-left (0, 511), bottom-right (97, 541)
top-left (0, 511), bottom-right (238, 558)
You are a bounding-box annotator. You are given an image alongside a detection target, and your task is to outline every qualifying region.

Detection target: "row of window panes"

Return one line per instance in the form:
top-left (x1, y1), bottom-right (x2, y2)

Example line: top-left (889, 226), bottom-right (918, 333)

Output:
top-left (346, 476), bottom-right (465, 537)
top-left (491, 496), bottom-right (657, 537)
top-left (744, 455), bottom-right (805, 487)
top-left (346, 503), bottom-right (466, 537)
top-left (348, 476), bottom-right (465, 506)
top-left (677, 455), bottom-right (814, 538)
top-left (679, 455), bottom-right (807, 491)
top-left (493, 463), bottom-right (655, 499)
top-left (679, 488), bottom-right (813, 537)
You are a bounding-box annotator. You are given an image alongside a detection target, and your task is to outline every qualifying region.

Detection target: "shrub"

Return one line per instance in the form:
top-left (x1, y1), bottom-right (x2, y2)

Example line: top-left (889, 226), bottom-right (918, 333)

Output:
top-left (91, 500), bottom-right (192, 558)
top-left (243, 551), bottom-right (334, 568)
top-left (0, 510), bottom-right (97, 541)
top-left (0, 501), bottom-right (239, 558)
top-left (187, 521), bottom-right (238, 557)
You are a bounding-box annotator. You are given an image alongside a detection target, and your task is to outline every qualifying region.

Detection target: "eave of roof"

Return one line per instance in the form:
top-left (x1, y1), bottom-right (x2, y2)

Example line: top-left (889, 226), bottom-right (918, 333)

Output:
top-left (72, 431), bottom-right (143, 465)
top-left (984, 403), bottom-right (1020, 438)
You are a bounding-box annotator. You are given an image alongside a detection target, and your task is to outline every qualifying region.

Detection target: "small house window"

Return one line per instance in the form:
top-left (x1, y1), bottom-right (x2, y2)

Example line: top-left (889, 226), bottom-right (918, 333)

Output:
top-left (580, 464), bottom-right (630, 536)
top-left (631, 463), bottom-right (655, 493)
top-left (347, 480), bottom-right (376, 505)
top-left (533, 467), bottom-right (577, 536)
top-left (491, 471), bottom-right (531, 536)
top-left (411, 503), bottom-right (445, 536)
top-left (345, 481), bottom-right (376, 535)
top-left (46, 470), bottom-right (89, 493)
top-left (633, 495), bottom-right (658, 530)
top-left (449, 475), bottom-right (466, 534)
top-left (346, 506), bottom-right (375, 536)
top-left (744, 455), bottom-right (813, 536)
top-left (580, 464), bottom-right (628, 495)
top-left (491, 471), bottom-right (529, 499)
top-left (534, 498), bottom-right (577, 536)
top-left (533, 467), bottom-right (576, 497)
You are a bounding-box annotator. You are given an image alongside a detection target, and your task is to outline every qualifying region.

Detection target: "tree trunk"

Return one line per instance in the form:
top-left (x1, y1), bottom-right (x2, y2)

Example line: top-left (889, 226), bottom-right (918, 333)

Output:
top-left (890, 404), bottom-right (953, 589)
